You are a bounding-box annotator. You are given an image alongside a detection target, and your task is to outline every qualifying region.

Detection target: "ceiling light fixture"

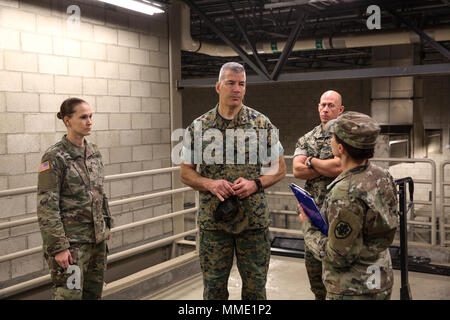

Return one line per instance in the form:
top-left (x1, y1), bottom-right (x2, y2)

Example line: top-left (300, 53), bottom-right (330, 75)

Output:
top-left (143, 0), bottom-right (163, 7)
top-left (98, 0), bottom-right (164, 15)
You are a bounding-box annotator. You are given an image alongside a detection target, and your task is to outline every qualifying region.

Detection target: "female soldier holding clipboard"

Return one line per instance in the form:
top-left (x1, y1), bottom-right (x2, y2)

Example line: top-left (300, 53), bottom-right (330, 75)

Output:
top-left (299, 112), bottom-right (399, 300)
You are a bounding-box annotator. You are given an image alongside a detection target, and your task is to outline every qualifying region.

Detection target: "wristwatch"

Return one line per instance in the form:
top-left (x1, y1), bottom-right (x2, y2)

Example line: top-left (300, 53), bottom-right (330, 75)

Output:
top-left (253, 178), bottom-right (263, 192)
top-left (306, 156), bottom-right (314, 169)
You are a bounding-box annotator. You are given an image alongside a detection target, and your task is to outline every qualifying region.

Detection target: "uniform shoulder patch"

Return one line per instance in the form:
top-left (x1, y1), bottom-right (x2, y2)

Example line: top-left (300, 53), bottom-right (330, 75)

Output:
top-left (39, 161), bottom-right (50, 173)
top-left (334, 221), bottom-right (352, 239)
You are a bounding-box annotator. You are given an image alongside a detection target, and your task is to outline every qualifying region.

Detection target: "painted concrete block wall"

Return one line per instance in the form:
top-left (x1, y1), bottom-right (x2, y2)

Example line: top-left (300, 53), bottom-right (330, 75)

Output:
top-left (0, 0), bottom-right (171, 287)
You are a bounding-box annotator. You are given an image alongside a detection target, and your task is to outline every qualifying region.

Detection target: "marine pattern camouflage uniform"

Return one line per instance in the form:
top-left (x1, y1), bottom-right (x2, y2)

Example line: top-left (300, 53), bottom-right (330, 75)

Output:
top-left (302, 162), bottom-right (399, 300)
top-left (37, 135), bottom-right (113, 300)
top-left (294, 124), bottom-right (334, 300)
top-left (181, 104), bottom-right (284, 300)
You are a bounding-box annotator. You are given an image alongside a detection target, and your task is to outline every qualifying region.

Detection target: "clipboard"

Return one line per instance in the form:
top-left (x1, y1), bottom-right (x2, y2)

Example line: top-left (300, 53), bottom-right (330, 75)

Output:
top-left (290, 183), bottom-right (328, 236)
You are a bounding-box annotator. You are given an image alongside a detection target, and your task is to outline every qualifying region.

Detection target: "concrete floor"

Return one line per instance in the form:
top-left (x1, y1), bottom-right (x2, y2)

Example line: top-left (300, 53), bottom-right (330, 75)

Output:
top-left (145, 255), bottom-right (450, 300)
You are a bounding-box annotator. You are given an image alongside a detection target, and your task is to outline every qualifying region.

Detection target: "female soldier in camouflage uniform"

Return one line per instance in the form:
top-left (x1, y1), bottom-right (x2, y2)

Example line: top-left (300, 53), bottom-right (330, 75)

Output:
top-left (37, 98), bottom-right (113, 300)
top-left (299, 112), bottom-right (399, 300)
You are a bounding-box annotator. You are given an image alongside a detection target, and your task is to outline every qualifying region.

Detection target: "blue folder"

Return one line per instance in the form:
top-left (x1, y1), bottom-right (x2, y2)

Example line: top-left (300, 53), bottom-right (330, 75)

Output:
top-left (290, 183), bottom-right (328, 236)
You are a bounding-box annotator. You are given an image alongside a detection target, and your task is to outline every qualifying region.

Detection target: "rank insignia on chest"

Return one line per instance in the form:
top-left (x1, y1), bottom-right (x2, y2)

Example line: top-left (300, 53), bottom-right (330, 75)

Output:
top-left (334, 221), bottom-right (352, 239)
top-left (39, 161), bottom-right (50, 173)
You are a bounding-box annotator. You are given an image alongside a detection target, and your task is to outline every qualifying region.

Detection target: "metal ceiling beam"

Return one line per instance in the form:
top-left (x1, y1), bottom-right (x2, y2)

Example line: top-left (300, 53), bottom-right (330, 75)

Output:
top-left (386, 8), bottom-right (450, 60)
top-left (270, 11), bottom-right (307, 80)
top-left (440, 0), bottom-right (450, 8)
top-left (227, 0), bottom-right (270, 78)
top-left (264, 0), bottom-right (310, 10)
top-left (180, 0), bottom-right (271, 80)
top-left (178, 63), bottom-right (450, 88)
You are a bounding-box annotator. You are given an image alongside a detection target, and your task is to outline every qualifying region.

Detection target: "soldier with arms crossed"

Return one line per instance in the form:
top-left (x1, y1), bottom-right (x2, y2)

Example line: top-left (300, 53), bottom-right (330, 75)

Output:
top-left (180, 62), bottom-right (286, 300)
top-left (37, 98), bottom-right (113, 300)
top-left (292, 90), bottom-right (344, 300)
top-left (299, 111), bottom-right (399, 300)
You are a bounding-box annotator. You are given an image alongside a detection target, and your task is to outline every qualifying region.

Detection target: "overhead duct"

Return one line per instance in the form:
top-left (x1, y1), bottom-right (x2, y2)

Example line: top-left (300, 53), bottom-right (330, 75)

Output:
top-left (180, 3), bottom-right (450, 57)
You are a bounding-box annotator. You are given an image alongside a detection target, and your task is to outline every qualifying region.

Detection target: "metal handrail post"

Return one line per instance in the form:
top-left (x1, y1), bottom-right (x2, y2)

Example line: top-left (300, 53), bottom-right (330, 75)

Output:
top-left (441, 160), bottom-right (450, 246)
top-left (395, 177), bottom-right (413, 300)
top-left (194, 190), bottom-right (200, 254)
top-left (432, 160), bottom-right (437, 246)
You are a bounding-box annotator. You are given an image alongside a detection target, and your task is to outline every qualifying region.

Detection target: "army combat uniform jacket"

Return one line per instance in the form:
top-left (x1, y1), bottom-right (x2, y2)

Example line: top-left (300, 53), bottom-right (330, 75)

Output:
top-left (181, 104), bottom-right (284, 234)
top-left (294, 124), bottom-right (335, 208)
top-left (37, 135), bottom-right (113, 256)
top-left (302, 162), bottom-right (399, 295)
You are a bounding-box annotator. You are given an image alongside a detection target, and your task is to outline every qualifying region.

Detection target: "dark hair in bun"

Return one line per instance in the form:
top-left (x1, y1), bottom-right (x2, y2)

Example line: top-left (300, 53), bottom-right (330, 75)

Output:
top-left (334, 134), bottom-right (374, 161)
top-left (58, 98), bottom-right (86, 121)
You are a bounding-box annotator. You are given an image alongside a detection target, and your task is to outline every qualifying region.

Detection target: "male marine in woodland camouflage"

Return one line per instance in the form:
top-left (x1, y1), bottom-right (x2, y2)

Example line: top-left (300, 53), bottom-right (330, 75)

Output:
top-left (292, 90), bottom-right (344, 299)
top-left (180, 62), bottom-right (286, 300)
top-left (37, 98), bottom-right (113, 300)
top-left (299, 111), bottom-right (399, 300)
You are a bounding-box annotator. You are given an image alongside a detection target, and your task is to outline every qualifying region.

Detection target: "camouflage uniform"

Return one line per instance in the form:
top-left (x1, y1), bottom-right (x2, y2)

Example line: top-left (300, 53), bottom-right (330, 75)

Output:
top-left (294, 124), bottom-right (335, 207)
top-left (294, 124), bottom-right (334, 300)
top-left (37, 135), bottom-right (113, 300)
top-left (301, 112), bottom-right (399, 300)
top-left (181, 104), bottom-right (284, 300)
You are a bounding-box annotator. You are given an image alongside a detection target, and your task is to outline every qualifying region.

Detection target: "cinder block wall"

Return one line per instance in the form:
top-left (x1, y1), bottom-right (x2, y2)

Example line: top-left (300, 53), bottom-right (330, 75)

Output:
top-left (0, 0), bottom-right (171, 287)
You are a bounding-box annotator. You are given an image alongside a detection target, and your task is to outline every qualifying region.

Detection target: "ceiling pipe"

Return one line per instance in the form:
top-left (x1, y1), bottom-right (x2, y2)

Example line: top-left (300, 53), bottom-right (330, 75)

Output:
top-left (180, 3), bottom-right (450, 57)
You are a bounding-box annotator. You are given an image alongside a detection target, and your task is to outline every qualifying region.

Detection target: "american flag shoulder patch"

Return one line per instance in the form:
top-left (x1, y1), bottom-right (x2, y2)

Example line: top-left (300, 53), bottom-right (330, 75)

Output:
top-left (39, 161), bottom-right (50, 173)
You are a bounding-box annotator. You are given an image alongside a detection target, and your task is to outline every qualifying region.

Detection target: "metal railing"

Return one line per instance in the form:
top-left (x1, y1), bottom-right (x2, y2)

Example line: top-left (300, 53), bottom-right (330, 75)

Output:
top-left (266, 155), bottom-right (303, 236)
top-left (441, 160), bottom-right (450, 247)
top-left (0, 155), bottom-right (446, 298)
top-left (371, 158), bottom-right (437, 246)
top-left (266, 156), bottom-right (440, 246)
top-left (0, 166), bottom-right (199, 298)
